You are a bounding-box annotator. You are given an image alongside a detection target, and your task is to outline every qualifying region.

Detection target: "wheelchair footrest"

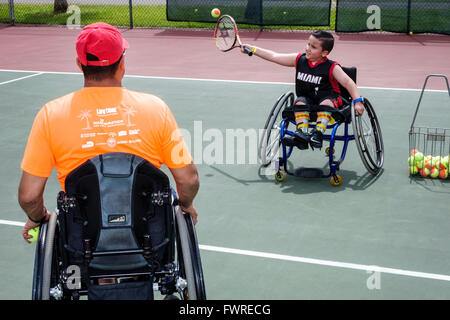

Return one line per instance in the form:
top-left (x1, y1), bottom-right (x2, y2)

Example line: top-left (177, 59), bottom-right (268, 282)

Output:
top-left (293, 167), bottom-right (324, 178)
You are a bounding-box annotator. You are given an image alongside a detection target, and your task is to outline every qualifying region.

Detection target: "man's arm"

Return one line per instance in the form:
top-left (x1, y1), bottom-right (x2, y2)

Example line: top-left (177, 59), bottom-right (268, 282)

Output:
top-left (18, 171), bottom-right (50, 243)
top-left (169, 163), bottom-right (200, 224)
top-left (241, 44), bottom-right (298, 67)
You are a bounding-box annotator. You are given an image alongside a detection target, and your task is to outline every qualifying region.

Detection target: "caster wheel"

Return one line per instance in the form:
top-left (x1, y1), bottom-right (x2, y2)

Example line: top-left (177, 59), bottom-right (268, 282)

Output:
top-left (275, 170), bottom-right (286, 182)
top-left (325, 146), bottom-right (335, 156)
top-left (330, 175), bottom-right (342, 186)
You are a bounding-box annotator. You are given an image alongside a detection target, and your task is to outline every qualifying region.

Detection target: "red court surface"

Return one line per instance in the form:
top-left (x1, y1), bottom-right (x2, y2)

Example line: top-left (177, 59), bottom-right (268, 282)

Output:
top-left (0, 25), bottom-right (449, 90)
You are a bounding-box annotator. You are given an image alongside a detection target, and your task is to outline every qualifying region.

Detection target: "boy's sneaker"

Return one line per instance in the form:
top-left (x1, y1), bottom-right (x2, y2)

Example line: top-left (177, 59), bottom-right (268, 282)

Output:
top-left (282, 129), bottom-right (309, 150)
top-left (293, 129), bottom-right (311, 144)
top-left (310, 129), bottom-right (323, 149)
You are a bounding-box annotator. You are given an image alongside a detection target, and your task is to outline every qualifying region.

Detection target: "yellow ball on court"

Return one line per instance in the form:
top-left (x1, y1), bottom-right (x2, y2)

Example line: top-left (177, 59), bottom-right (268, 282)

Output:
top-left (28, 226), bottom-right (39, 243)
top-left (211, 8), bottom-right (221, 18)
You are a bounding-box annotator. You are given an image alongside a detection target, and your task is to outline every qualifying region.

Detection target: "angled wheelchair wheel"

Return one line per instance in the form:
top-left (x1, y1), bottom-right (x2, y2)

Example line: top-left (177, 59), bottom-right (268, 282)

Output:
top-left (259, 91), bottom-right (295, 166)
top-left (32, 212), bottom-right (62, 300)
top-left (175, 207), bottom-right (206, 300)
top-left (352, 98), bottom-right (384, 175)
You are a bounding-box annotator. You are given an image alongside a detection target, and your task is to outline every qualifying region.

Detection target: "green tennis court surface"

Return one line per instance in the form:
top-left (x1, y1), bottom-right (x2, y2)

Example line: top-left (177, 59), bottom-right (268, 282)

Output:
top-left (0, 70), bottom-right (449, 299)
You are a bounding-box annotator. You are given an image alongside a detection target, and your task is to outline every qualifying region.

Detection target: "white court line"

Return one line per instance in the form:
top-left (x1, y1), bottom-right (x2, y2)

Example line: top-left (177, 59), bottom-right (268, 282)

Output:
top-left (0, 219), bottom-right (448, 283)
top-left (0, 72), bottom-right (43, 86)
top-left (0, 219), bottom-right (25, 227)
top-left (0, 68), bottom-right (447, 93)
top-left (200, 245), bottom-right (450, 282)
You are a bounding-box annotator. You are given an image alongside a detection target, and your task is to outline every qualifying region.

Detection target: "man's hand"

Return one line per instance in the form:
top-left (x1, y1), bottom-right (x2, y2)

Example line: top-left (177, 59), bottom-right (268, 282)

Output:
top-left (354, 101), bottom-right (365, 116)
top-left (180, 204), bottom-right (198, 225)
top-left (21, 209), bottom-right (51, 243)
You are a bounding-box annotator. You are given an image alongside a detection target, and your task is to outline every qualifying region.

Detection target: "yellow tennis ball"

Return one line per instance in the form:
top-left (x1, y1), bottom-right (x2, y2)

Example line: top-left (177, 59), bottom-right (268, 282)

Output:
top-left (211, 8), bottom-right (221, 18)
top-left (28, 226), bottom-right (39, 243)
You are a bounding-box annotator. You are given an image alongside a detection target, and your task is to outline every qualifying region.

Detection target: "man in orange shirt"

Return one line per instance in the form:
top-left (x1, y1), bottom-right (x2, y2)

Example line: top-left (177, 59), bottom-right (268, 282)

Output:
top-left (18, 22), bottom-right (199, 243)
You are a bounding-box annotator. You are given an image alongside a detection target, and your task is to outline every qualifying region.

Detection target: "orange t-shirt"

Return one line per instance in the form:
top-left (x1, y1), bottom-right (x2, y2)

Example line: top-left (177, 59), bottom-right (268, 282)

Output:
top-left (21, 87), bottom-right (192, 190)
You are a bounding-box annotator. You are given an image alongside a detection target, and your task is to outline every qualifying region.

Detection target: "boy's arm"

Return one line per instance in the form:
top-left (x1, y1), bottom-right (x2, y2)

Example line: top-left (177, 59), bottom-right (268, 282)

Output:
top-left (332, 65), bottom-right (365, 115)
top-left (241, 44), bottom-right (298, 67)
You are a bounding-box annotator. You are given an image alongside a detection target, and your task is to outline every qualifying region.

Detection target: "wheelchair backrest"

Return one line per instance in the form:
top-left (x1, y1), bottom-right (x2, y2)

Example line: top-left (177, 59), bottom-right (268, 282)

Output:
top-left (61, 152), bottom-right (172, 271)
top-left (339, 66), bottom-right (357, 103)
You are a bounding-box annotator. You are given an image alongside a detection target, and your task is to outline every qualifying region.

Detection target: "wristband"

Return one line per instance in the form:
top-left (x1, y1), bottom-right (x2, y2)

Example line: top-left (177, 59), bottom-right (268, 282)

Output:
top-left (28, 207), bottom-right (47, 224)
top-left (353, 97), bottom-right (364, 104)
top-left (251, 47), bottom-right (258, 55)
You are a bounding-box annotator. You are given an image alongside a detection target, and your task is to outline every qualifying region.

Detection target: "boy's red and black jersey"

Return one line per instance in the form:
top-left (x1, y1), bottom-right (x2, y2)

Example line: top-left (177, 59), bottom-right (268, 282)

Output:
top-left (295, 53), bottom-right (341, 100)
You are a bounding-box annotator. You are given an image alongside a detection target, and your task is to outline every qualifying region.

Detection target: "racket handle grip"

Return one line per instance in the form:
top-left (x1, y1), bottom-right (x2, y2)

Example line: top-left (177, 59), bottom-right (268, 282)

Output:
top-left (243, 47), bottom-right (253, 56)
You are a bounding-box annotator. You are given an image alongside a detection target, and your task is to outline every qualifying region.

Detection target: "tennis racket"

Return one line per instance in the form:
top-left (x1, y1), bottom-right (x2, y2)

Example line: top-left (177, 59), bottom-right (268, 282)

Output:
top-left (214, 15), bottom-right (253, 56)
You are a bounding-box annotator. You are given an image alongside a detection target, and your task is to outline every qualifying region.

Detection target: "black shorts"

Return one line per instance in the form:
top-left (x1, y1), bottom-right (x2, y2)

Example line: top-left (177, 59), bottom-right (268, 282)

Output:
top-left (295, 92), bottom-right (344, 109)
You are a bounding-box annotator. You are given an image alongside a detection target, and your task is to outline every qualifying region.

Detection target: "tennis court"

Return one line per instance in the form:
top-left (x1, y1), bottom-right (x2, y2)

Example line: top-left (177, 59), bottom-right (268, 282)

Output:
top-left (0, 26), bottom-right (449, 300)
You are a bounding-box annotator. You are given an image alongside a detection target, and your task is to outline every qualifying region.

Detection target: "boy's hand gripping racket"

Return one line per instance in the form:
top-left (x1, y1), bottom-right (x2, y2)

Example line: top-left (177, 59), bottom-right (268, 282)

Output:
top-left (214, 15), bottom-right (253, 56)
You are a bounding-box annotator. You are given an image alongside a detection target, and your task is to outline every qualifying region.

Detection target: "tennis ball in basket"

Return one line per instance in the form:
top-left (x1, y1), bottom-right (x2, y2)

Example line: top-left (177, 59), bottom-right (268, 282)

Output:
top-left (424, 158), bottom-right (435, 170)
top-left (420, 167), bottom-right (430, 177)
top-left (440, 157), bottom-right (449, 170)
top-left (430, 167), bottom-right (439, 178)
top-left (211, 8), bottom-right (220, 18)
top-left (439, 168), bottom-right (448, 179)
top-left (409, 165), bottom-right (419, 175)
top-left (408, 156), bottom-right (415, 166)
top-left (414, 152), bottom-right (424, 162)
top-left (28, 226), bottom-right (39, 243)
top-left (410, 149), bottom-right (419, 156)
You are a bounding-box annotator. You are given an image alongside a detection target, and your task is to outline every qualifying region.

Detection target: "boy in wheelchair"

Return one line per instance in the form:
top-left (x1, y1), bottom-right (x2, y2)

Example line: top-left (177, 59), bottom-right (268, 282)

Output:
top-left (242, 30), bottom-right (365, 149)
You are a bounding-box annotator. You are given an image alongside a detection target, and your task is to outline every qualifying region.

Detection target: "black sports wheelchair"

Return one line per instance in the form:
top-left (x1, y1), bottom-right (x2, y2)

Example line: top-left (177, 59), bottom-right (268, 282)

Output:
top-left (259, 67), bottom-right (384, 186)
top-left (32, 152), bottom-right (206, 300)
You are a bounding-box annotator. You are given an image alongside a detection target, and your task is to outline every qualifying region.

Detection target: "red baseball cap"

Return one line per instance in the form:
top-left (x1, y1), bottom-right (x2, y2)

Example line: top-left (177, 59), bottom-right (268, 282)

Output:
top-left (76, 22), bottom-right (129, 67)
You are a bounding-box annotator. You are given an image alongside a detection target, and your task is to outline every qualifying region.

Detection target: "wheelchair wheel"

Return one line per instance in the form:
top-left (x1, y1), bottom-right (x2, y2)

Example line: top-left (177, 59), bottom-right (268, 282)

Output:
top-left (175, 207), bottom-right (206, 300)
top-left (259, 91), bottom-right (295, 166)
top-left (352, 98), bottom-right (384, 175)
top-left (32, 211), bottom-right (62, 300)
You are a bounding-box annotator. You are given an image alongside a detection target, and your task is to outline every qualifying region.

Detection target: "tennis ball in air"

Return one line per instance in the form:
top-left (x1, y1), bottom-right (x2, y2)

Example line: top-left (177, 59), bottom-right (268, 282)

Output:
top-left (409, 31), bottom-right (413, 36)
top-left (420, 167), bottom-right (430, 177)
top-left (409, 165), bottom-right (419, 175)
top-left (439, 168), bottom-right (448, 179)
top-left (28, 226), bottom-right (39, 243)
top-left (430, 167), bottom-right (439, 178)
top-left (211, 8), bottom-right (220, 18)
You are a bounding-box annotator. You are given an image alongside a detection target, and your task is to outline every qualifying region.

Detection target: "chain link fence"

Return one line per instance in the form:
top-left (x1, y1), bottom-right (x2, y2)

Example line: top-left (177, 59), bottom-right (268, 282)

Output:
top-left (1, 0), bottom-right (449, 34)
top-left (336, 0), bottom-right (450, 34)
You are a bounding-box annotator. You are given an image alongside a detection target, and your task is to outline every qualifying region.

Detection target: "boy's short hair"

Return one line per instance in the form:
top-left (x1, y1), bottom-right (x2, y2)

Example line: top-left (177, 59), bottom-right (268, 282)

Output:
top-left (81, 53), bottom-right (123, 81)
top-left (311, 30), bottom-right (334, 53)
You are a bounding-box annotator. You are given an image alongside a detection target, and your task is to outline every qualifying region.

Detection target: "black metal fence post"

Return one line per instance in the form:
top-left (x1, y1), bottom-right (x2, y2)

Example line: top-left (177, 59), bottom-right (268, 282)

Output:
top-left (129, 0), bottom-right (133, 29)
top-left (9, 0), bottom-right (15, 25)
top-left (406, 0), bottom-right (411, 34)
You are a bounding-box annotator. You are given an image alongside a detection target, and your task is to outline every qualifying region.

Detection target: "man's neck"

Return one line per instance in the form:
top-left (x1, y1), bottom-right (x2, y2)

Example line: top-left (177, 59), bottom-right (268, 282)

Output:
top-left (84, 79), bottom-right (122, 87)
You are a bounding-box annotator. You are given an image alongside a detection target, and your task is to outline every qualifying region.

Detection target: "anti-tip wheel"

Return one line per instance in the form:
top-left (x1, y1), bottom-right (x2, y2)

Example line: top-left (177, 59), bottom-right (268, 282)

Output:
top-left (274, 170), bottom-right (286, 182)
top-left (330, 175), bottom-right (342, 186)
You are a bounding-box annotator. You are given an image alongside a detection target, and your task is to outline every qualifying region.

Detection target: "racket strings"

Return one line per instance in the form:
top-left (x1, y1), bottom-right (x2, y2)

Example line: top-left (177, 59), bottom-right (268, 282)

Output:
top-left (215, 18), bottom-right (236, 51)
